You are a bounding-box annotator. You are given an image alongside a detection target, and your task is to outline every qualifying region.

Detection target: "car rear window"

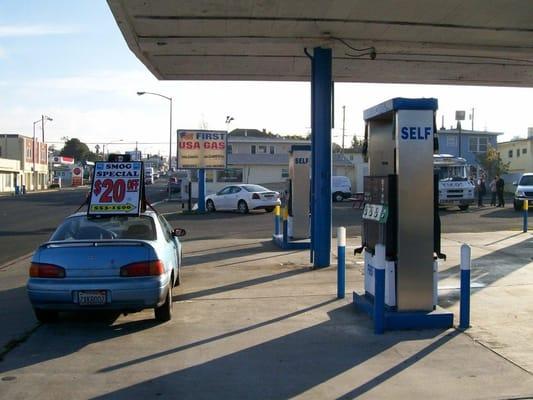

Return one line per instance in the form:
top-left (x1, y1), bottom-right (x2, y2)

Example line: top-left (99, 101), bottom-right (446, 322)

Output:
top-left (50, 215), bottom-right (157, 241)
top-left (242, 185), bottom-right (268, 192)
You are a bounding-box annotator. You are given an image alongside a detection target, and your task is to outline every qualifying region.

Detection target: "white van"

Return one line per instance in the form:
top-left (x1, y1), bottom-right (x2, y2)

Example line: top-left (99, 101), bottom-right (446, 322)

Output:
top-left (144, 167), bottom-right (154, 184)
top-left (332, 176), bottom-right (352, 202)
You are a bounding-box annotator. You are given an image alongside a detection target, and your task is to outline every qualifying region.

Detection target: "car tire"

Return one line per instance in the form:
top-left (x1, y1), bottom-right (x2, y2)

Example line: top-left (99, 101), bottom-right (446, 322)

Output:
top-left (238, 200), bottom-right (249, 214)
top-left (514, 200), bottom-right (521, 211)
top-left (154, 282), bottom-right (173, 322)
top-left (206, 199), bottom-right (216, 212)
top-left (333, 192), bottom-right (344, 202)
top-left (34, 308), bottom-right (58, 323)
top-left (265, 207), bottom-right (275, 213)
top-left (458, 205), bottom-right (469, 211)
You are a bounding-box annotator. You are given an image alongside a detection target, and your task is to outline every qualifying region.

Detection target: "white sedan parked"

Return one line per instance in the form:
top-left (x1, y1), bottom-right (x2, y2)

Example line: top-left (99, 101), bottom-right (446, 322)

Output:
top-left (205, 184), bottom-right (280, 213)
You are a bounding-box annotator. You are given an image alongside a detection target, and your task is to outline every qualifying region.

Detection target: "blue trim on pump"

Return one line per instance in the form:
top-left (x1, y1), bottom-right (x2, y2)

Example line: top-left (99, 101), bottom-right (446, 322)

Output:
top-left (364, 98), bottom-right (438, 121)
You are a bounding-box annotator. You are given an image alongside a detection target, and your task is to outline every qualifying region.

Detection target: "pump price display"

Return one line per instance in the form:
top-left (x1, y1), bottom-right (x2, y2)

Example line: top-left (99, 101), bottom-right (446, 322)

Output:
top-left (362, 203), bottom-right (388, 223)
top-left (88, 162), bottom-right (142, 216)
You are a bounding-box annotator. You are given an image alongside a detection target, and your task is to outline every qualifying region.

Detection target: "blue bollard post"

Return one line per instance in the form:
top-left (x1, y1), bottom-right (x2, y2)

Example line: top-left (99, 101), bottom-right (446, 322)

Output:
top-left (373, 244), bottom-right (386, 334)
top-left (460, 244), bottom-right (471, 329)
top-left (522, 199), bottom-right (529, 232)
top-left (282, 207), bottom-right (288, 248)
top-left (337, 227), bottom-right (346, 299)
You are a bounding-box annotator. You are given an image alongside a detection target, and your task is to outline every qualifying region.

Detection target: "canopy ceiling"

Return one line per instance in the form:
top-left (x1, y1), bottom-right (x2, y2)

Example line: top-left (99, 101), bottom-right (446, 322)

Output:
top-left (107, 0), bottom-right (533, 86)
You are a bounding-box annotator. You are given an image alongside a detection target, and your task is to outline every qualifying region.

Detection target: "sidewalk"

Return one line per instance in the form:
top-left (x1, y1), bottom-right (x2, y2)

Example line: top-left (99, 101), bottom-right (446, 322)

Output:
top-left (0, 230), bottom-right (531, 399)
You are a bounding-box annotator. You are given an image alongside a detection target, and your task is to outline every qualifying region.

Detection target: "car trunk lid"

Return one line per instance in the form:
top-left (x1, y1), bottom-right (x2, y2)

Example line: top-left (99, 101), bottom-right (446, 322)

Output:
top-left (36, 241), bottom-right (154, 278)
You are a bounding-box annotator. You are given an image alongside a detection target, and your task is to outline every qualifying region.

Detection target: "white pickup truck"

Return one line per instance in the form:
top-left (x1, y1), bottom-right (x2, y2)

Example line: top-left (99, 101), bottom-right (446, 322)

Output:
top-left (434, 154), bottom-right (475, 211)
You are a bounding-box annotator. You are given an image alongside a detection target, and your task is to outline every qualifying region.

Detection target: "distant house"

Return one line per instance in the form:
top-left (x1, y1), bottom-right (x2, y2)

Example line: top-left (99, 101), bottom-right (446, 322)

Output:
top-left (437, 126), bottom-right (502, 172)
top-left (341, 148), bottom-right (368, 193)
top-left (497, 128), bottom-right (533, 190)
top-left (187, 130), bottom-right (354, 196)
top-left (0, 134), bottom-right (48, 191)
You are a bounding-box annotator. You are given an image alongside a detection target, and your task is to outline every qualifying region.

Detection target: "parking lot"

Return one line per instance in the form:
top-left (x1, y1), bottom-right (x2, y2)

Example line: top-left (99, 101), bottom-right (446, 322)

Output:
top-left (1, 198), bottom-right (532, 399)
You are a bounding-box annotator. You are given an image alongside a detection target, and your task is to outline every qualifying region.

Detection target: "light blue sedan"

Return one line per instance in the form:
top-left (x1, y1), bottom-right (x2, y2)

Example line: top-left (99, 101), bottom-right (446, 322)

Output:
top-left (27, 211), bottom-right (185, 323)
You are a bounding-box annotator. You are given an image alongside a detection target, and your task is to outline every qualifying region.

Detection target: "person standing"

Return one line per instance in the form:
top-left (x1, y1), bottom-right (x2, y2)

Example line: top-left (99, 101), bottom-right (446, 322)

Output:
top-left (477, 175), bottom-right (487, 207)
top-left (489, 177), bottom-right (497, 206)
top-left (496, 175), bottom-right (505, 207)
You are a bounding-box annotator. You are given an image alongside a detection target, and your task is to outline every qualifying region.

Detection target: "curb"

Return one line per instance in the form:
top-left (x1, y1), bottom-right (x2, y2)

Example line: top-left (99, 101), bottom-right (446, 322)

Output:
top-left (0, 252), bottom-right (34, 271)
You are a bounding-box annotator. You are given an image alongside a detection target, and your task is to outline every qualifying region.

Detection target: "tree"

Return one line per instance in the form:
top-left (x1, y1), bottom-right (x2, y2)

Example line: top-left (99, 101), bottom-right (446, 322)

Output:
top-left (476, 144), bottom-right (510, 178)
top-left (350, 136), bottom-right (364, 151)
top-left (60, 138), bottom-right (97, 162)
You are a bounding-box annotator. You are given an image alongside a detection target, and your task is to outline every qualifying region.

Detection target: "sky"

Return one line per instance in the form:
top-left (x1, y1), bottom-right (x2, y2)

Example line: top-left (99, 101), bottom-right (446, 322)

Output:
top-left (1, 0), bottom-right (533, 158)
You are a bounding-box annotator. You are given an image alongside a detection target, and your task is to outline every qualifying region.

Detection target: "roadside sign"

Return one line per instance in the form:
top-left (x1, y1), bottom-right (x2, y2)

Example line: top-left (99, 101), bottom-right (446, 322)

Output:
top-left (88, 161), bottom-right (143, 216)
top-left (71, 166), bottom-right (83, 187)
top-left (177, 130), bottom-right (227, 169)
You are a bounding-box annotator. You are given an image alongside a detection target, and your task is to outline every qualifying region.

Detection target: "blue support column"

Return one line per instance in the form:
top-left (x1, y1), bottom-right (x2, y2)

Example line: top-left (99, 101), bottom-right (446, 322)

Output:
top-left (309, 50), bottom-right (316, 264)
top-left (198, 168), bottom-right (206, 213)
top-left (312, 47), bottom-right (332, 268)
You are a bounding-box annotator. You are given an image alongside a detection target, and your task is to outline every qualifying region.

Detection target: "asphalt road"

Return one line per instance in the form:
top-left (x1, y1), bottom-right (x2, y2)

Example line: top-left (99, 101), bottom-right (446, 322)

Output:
top-left (162, 199), bottom-right (527, 244)
top-left (0, 182), bottom-right (168, 266)
top-left (0, 187), bottom-right (526, 267)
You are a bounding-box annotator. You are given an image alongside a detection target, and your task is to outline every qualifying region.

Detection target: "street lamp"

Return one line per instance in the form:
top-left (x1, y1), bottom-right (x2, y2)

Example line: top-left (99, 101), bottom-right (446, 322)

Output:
top-left (102, 139), bottom-right (124, 159)
top-left (32, 115), bottom-right (53, 190)
top-left (137, 91), bottom-right (173, 199)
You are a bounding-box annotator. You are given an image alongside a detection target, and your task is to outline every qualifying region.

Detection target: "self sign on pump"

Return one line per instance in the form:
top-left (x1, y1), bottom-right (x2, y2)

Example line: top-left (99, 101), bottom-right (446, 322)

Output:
top-left (400, 126), bottom-right (432, 140)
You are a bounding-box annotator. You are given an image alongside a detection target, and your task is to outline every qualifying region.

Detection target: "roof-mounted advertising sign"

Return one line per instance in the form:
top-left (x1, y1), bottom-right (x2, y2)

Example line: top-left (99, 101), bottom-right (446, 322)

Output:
top-left (177, 130), bottom-right (227, 169)
top-left (88, 161), bottom-right (143, 216)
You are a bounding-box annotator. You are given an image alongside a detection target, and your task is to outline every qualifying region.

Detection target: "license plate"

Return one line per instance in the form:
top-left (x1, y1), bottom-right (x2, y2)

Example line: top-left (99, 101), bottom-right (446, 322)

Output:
top-left (78, 290), bottom-right (107, 306)
top-left (264, 195), bottom-right (273, 198)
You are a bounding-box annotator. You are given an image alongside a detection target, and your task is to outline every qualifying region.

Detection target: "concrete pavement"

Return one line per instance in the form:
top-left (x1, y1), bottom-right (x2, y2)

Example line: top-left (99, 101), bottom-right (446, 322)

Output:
top-left (0, 229), bottom-right (532, 399)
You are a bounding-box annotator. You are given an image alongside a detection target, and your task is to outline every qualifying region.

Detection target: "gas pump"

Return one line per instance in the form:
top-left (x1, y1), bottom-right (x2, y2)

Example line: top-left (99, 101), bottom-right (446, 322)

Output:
top-left (273, 145), bottom-right (311, 250)
top-left (353, 98), bottom-right (453, 331)
top-left (288, 145), bottom-right (311, 240)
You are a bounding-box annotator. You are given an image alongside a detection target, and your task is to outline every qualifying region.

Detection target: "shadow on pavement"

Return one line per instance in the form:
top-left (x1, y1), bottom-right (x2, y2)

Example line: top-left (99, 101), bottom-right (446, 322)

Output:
top-left (174, 266), bottom-right (310, 302)
top-left (0, 311), bottom-right (160, 374)
top-left (438, 235), bottom-right (532, 307)
top-left (90, 304), bottom-right (450, 400)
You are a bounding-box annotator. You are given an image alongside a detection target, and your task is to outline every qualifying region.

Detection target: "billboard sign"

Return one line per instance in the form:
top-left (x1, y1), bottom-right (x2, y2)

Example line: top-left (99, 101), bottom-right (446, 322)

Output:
top-left (177, 130), bottom-right (227, 169)
top-left (88, 161), bottom-right (143, 216)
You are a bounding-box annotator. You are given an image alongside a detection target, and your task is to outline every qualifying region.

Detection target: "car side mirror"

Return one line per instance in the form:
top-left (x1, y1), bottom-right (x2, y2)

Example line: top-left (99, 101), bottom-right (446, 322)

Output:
top-left (172, 228), bottom-right (186, 237)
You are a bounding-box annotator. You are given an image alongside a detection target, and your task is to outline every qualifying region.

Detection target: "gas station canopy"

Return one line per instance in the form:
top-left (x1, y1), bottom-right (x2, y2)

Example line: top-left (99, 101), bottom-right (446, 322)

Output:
top-left (107, 0), bottom-right (533, 86)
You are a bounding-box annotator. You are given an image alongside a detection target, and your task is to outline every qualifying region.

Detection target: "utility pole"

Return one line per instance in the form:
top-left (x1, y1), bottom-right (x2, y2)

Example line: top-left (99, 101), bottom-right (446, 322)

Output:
top-left (470, 108), bottom-right (475, 131)
top-left (341, 105), bottom-right (346, 151)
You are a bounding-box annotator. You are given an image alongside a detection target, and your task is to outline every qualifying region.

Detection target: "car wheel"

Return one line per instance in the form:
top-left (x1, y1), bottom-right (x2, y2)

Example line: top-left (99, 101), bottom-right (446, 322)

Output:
top-left (458, 205), bottom-right (469, 211)
top-left (154, 282), bottom-right (173, 322)
top-left (206, 199), bottom-right (216, 212)
top-left (34, 308), bottom-right (58, 323)
top-left (265, 206), bottom-right (275, 213)
top-left (238, 200), bottom-right (249, 214)
top-left (333, 192), bottom-right (344, 202)
top-left (514, 200), bottom-right (521, 211)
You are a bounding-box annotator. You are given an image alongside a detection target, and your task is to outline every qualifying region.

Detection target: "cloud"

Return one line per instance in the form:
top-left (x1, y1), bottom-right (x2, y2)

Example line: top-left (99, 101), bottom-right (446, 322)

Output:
top-left (0, 24), bottom-right (78, 37)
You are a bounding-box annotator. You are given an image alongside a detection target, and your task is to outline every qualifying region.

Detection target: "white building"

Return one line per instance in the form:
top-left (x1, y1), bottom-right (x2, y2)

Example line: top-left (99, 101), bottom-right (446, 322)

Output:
top-left (0, 134), bottom-right (48, 192)
top-left (187, 130), bottom-right (354, 196)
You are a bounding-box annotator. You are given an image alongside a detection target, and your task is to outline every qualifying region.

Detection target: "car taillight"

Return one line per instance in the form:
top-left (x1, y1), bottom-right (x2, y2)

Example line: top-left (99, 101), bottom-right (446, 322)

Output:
top-left (120, 260), bottom-right (164, 277)
top-left (29, 263), bottom-right (66, 278)
top-left (252, 193), bottom-right (260, 199)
